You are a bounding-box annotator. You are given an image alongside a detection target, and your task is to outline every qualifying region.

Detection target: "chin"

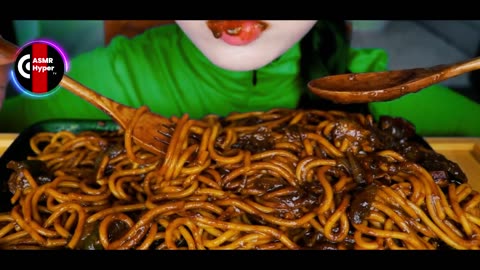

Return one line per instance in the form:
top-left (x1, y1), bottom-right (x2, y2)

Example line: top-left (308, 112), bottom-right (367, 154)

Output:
top-left (204, 45), bottom-right (283, 71)
top-left (176, 20), bottom-right (317, 72)
top-left (215, 62), bottom-right (271, 72)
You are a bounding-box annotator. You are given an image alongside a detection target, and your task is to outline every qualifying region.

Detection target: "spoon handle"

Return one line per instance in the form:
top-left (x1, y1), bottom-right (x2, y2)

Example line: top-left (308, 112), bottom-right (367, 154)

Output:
top-left (0, 36), bottom-right (130, 129)
top-left (445, 56), bottom-right (480, 77)
top-left (59, 76), bottom-right (130, 128)
top-left (0, 36), bottom-right (18, 62)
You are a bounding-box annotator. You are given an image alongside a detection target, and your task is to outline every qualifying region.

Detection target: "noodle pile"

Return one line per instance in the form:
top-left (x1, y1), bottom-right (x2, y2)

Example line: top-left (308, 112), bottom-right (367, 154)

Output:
top-left (1, 108), bottom-right (479, 250)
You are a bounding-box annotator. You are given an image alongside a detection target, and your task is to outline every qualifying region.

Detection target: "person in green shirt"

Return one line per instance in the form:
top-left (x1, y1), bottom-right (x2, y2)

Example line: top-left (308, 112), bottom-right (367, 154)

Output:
top-left (0, 20), bottom-right (479, 136)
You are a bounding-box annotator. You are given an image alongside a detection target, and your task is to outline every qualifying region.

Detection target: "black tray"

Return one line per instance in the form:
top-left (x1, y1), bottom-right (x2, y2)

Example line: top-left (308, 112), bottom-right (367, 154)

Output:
top-left (0, 119), bottom-right (120, 212)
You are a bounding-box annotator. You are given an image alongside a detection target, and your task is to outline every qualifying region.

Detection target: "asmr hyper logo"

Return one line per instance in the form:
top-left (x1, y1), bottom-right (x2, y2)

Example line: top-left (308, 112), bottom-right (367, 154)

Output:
top-left (11, 39), bottom-right (68, 97)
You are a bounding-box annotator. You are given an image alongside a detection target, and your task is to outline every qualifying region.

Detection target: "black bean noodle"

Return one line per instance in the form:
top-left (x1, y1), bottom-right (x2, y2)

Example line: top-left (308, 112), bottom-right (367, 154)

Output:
top-left (0, 108), bottom-right (479, 250)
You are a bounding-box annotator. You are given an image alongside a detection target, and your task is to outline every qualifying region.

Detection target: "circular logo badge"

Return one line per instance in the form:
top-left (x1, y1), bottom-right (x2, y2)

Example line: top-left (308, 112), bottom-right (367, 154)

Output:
top-left (11, 40), bottom-right (68, 97)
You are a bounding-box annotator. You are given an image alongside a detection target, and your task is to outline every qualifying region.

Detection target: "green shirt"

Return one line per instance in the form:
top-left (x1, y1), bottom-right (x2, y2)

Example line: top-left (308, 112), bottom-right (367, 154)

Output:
top-left (1, 23), bottom-right (479, 137)
top-left (0, 24), bottom-right (302, 131)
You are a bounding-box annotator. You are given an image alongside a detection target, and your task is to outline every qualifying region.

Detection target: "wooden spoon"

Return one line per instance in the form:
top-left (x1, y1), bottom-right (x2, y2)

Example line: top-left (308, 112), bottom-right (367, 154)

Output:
top-left (0, 36), bottom-right (172, 156)
top-left (308, 57), bottom-right (480, 104)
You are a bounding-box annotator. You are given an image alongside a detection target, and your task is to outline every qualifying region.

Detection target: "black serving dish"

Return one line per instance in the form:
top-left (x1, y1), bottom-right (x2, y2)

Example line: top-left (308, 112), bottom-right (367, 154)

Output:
top-left (0, 119), bottom-right (120, 212)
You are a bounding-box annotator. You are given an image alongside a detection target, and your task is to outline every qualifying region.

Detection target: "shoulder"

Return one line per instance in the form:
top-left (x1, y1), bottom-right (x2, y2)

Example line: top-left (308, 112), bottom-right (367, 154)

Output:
top-left (70, 23), bottom-right (183, 67)
top-left (66, 23), bottom-right (184, 90)
top-left (107, 23), bottom-right (182, 56)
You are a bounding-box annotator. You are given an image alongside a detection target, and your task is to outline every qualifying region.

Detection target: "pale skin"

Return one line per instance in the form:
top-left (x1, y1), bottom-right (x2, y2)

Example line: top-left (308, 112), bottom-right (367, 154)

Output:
top-left (176, 20), bottom-right (317, 71)
top-left (0, 20), bottom-right (318, 108)
top-left (0, 47), bottom-right (14, 109)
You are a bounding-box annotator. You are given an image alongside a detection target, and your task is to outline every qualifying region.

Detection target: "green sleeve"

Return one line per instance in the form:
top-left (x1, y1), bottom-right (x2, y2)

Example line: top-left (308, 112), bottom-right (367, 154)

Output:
top-left (347, 48), bottom-right (480, 137)
top-left (368, 85), bottom-right (480, 137)
top-left (0, 47), bottom-right (114, 132)
top-left (0, 24), bottom-right (302, 132)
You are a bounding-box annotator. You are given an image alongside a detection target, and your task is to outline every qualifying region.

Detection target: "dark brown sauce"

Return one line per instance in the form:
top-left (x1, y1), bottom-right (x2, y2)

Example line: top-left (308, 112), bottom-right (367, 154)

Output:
top-left (206, 20), bottom-right (269, 39)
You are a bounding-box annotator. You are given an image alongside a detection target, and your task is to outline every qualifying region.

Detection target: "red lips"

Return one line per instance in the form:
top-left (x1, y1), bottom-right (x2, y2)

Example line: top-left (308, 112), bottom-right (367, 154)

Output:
top-left (206, 20), bottom-right (269, 46)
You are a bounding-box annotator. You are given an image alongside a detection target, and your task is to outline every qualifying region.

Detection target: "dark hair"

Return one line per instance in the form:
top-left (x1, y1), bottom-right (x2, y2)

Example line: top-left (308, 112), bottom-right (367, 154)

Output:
top-left (298, 20), bottom-right (369, 114)
top-left (299, 20), bottom-right (351, 82)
